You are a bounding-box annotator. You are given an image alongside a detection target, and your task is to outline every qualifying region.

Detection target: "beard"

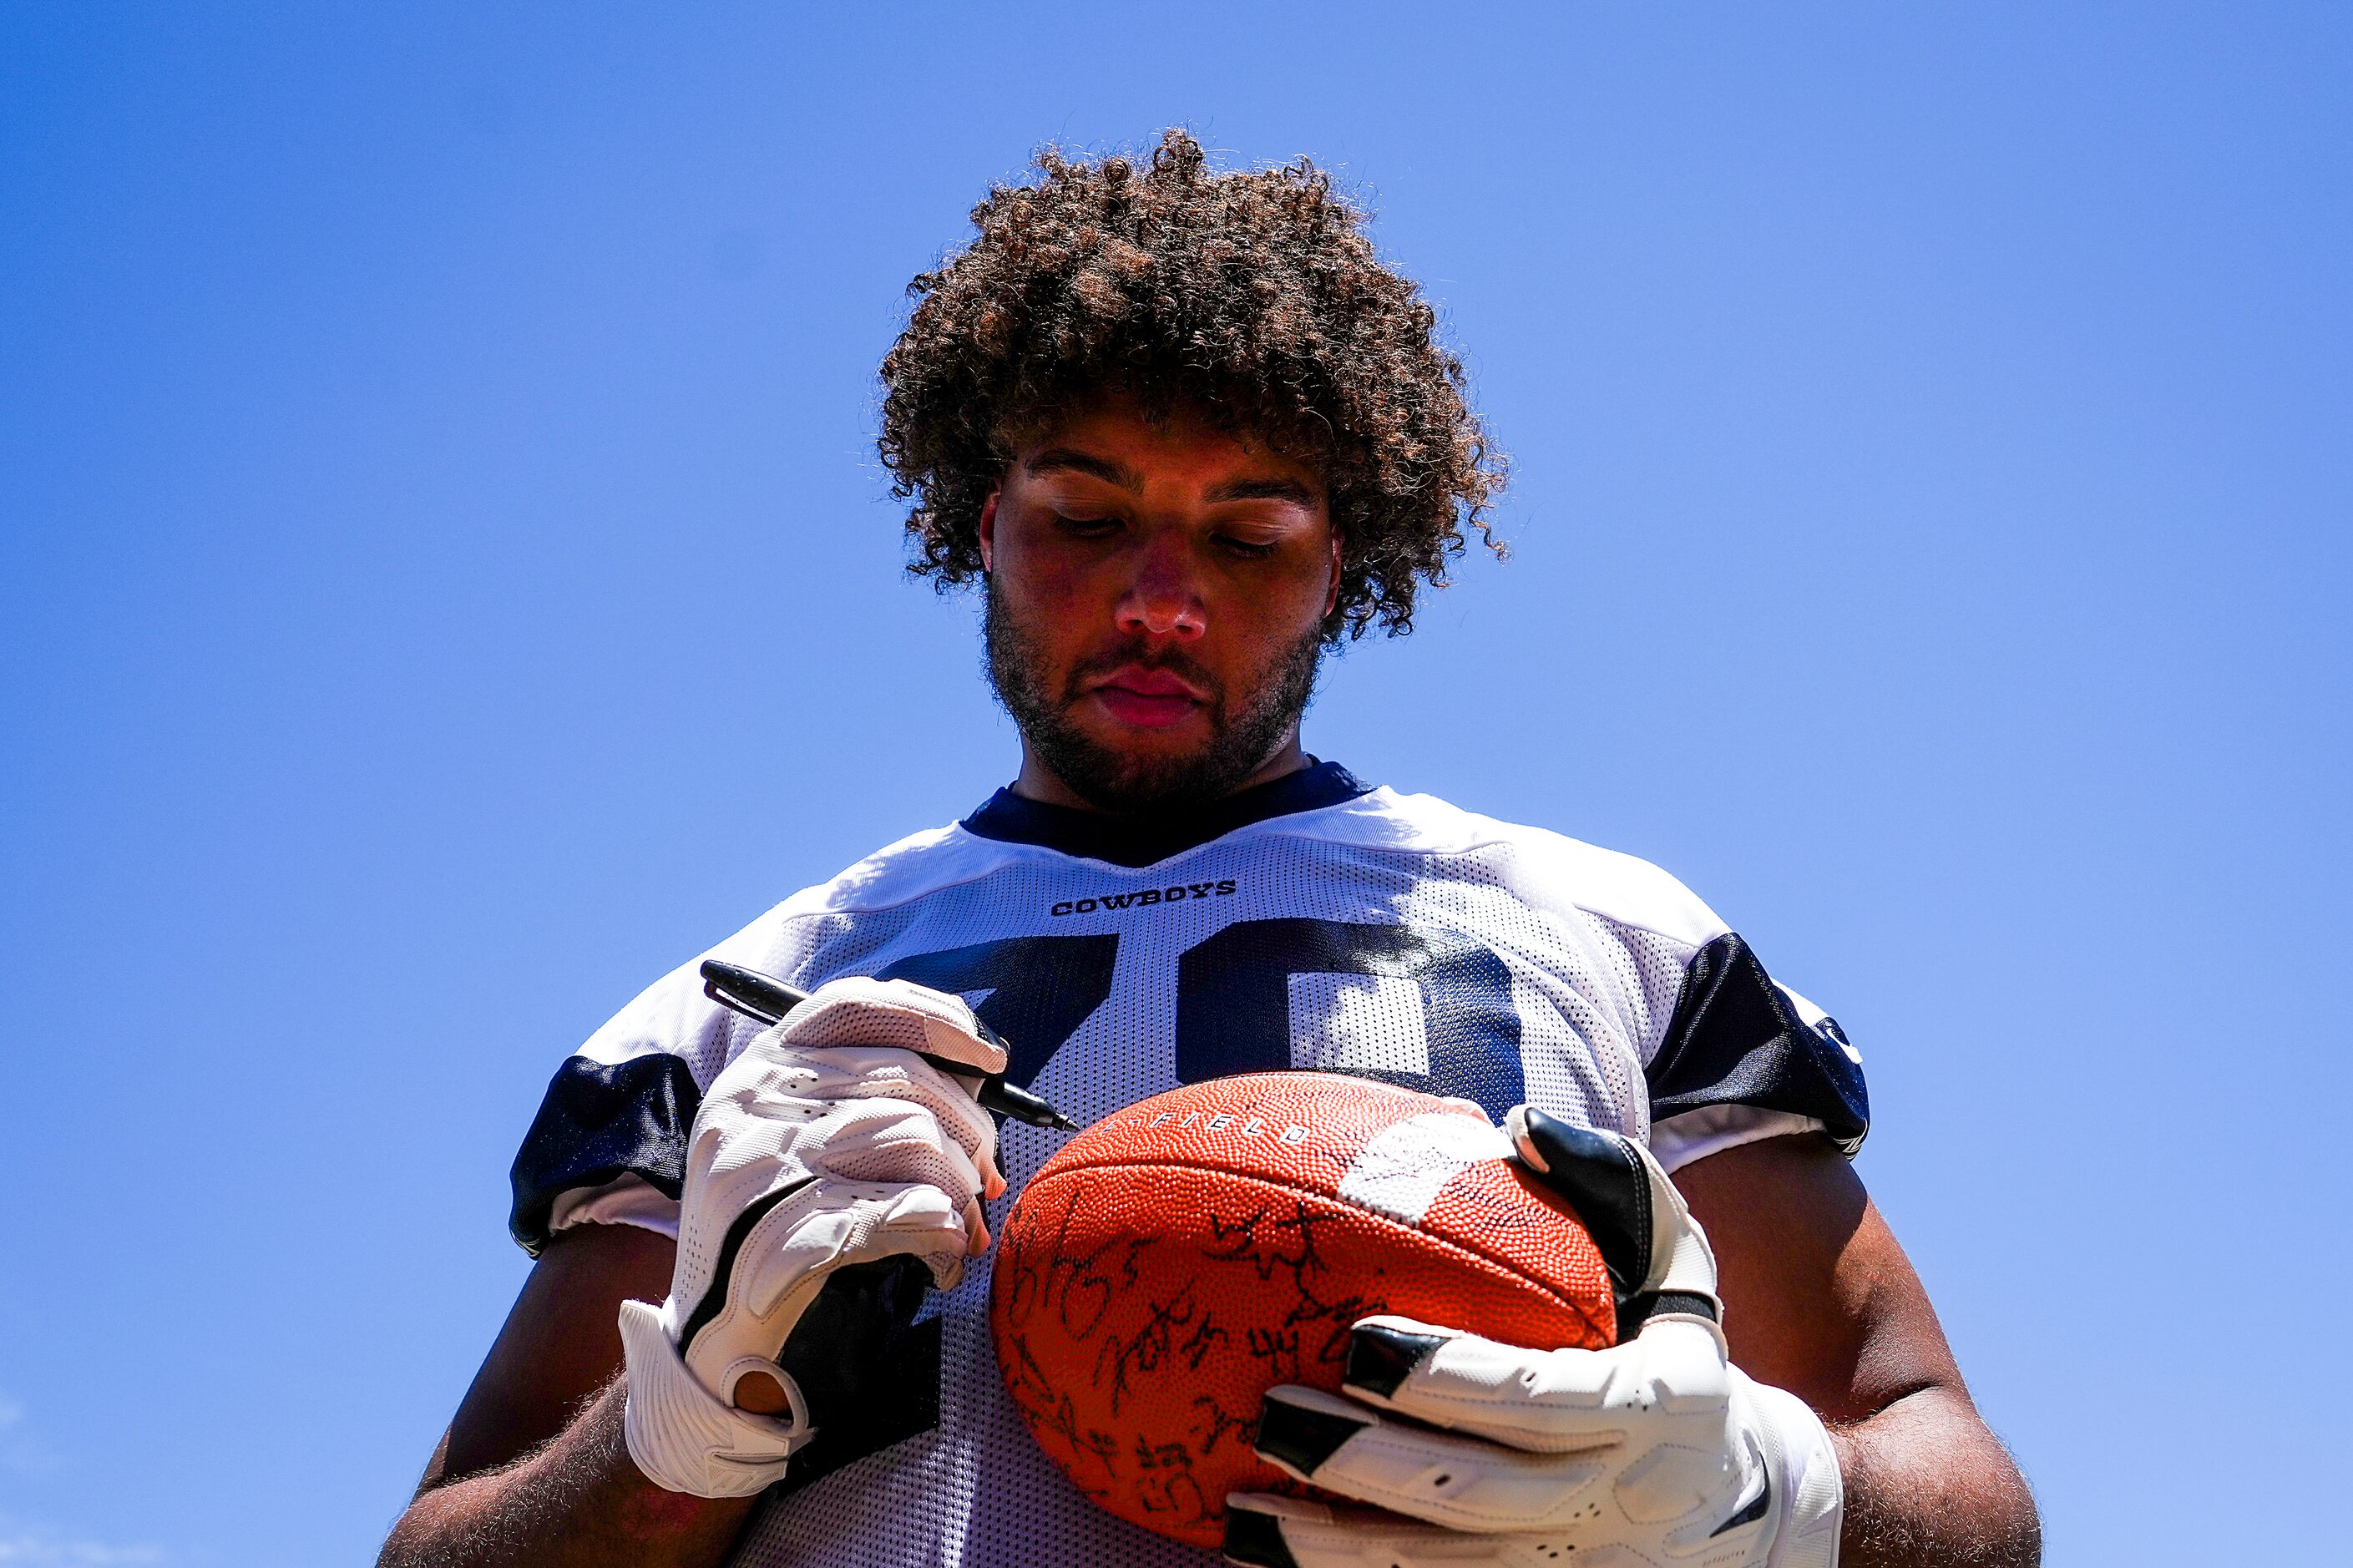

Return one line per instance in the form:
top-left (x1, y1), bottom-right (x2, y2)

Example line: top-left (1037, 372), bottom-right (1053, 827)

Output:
top-left (984, 580), bottom-right (1325, 816)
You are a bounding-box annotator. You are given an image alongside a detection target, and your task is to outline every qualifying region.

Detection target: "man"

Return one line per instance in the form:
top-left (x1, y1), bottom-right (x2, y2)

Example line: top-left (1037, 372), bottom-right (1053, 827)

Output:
top-left (379, 132), bottom-right (2038, 1568)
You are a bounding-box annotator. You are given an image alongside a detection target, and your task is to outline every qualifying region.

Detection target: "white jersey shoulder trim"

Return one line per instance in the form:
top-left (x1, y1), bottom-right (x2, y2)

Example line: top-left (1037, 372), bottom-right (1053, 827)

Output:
top-left (547, 1171), bottom-right (682, 1238)
top-left (1648, 1105), bottom-right (1829, 1174)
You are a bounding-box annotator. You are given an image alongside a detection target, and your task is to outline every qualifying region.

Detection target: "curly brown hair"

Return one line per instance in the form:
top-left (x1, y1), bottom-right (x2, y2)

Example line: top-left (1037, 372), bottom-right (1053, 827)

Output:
top-left (877, 129), bottom-right (1505, 640)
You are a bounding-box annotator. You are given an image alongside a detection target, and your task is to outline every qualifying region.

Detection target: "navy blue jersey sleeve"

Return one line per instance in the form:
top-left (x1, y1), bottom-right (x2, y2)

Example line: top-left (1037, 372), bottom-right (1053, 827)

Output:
top-left (1647, 933), bottom-right (1869, 1155)
top-left (507, 1053), bottom-right (702, 1256)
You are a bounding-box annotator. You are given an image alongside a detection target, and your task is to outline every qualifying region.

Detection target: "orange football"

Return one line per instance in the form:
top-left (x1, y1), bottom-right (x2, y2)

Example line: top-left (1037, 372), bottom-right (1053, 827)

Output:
top-left (990, 1072), bottom-right (1615, 1549)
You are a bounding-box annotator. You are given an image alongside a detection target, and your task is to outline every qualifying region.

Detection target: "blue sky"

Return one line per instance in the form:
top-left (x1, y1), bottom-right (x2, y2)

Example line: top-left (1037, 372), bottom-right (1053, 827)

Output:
top-left (2, 4), bottom-right (2345, 1563)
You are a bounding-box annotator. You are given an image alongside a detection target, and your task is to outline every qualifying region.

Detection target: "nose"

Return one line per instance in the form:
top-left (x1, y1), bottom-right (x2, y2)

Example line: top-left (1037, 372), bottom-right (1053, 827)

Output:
top-left (1114, 534), bottom-right (1207, 641)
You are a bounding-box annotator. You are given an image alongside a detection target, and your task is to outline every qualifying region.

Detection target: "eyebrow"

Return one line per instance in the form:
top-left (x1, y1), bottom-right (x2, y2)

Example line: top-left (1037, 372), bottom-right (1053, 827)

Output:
top-left (1205, 475), bottom-right (1320, 508)
top-left (1023, 448), bottom-right (1142, 491)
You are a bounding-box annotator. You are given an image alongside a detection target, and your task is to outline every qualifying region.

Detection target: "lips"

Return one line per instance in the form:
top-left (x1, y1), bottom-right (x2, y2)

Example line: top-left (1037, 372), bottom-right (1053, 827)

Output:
top-left (1085, 664), bottom-right (1209, 729)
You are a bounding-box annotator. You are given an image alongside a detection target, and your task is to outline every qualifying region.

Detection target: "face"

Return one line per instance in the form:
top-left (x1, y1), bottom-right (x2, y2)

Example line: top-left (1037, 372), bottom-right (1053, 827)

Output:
top-left (979, 397), bottom-right (1340, 813)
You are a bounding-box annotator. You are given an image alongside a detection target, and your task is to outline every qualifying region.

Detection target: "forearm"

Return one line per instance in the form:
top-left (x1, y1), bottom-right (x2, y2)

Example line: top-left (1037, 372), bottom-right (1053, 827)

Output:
top-left (378, 1380), bottom-right (754, 1568)
top-left (1829, 1385), bottom-right (2039, 1568)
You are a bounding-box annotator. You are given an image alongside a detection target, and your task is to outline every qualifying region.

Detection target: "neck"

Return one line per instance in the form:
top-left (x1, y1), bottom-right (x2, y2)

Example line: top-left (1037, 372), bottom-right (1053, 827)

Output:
top-left (1012, 731), bottom-right (1311, 815)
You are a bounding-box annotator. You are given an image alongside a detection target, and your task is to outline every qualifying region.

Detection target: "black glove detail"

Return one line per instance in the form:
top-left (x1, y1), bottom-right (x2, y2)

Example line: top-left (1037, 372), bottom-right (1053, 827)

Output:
top-left (772, 1254), bottom-right (944, 1495)
top-left (1514, 1106), bottom-right (1655, 1298)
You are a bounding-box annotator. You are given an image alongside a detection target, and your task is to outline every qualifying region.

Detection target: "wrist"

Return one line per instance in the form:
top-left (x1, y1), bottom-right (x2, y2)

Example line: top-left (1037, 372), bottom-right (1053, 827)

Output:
top-left (1738, 1374), bottom-right (1844, 1568)
top-left (619, 1296), bottom-right (811, 1498)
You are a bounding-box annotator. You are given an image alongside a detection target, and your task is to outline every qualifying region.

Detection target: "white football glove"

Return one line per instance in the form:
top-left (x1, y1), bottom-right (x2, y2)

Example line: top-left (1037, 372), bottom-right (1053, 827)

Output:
top-left (618, 976), bottom-right (1006, 1497)
top-left (1227, 1107), bottom-right (1842, 1568)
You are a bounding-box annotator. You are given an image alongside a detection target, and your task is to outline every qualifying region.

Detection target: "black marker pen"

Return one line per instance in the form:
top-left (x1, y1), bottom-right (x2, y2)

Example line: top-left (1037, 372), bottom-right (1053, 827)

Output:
top-left (698, 959), bottom-right (1076, 1132)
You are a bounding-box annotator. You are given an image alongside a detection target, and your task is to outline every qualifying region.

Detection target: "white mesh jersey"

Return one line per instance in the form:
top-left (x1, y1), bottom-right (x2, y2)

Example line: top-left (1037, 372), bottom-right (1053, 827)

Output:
top-left (508, 765), bottom-right (1868, 1568)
